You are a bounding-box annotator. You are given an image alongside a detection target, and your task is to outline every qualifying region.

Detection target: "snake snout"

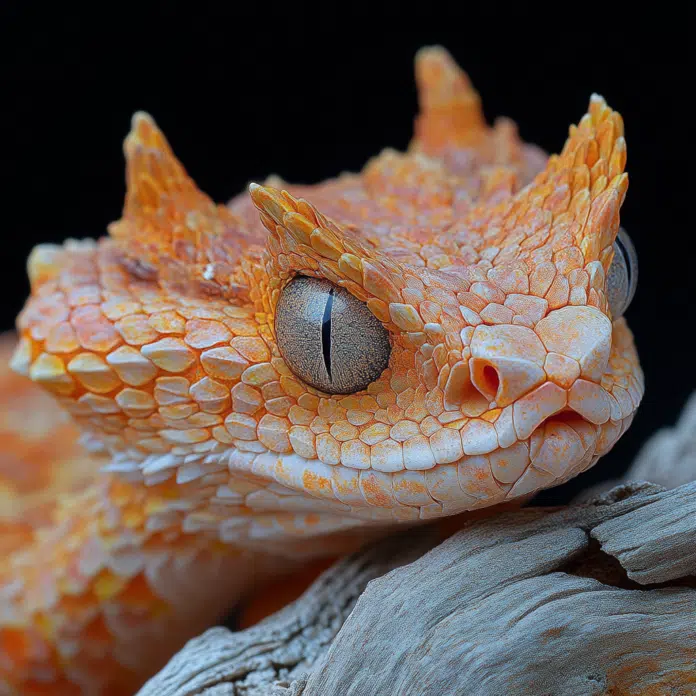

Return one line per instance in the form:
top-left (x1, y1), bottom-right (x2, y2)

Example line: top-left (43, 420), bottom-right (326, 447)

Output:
top-left (444, 306), bottom-right (625, 493)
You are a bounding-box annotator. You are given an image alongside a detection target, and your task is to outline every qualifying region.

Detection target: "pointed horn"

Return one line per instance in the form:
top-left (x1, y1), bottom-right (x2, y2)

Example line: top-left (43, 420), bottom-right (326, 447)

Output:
top-left (108, 113), bottom-right (254, 297)
top-left (109, 112), bottom-right (218, 260)
top-left (450, 94), bottom-right (628, 315)
top-left (121, 112), bottom-right (199, 216)
top-left (535, 93), bottom-right (628, 266)
top-left (411, 46), bottom-right (486, 155)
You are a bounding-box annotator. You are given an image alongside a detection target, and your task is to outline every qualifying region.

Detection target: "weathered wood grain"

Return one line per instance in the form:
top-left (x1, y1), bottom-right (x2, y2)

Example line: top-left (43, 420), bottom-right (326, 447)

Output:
top-left (136, 528), bottom-right (437, 696)
top-left (301, 482), bottom-right (696, 696)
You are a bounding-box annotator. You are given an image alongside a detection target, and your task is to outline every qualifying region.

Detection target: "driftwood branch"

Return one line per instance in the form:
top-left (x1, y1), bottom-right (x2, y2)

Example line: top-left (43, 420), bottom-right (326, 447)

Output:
top-left (139, 394), bottom-right (696, 696)
top-left (136, 527), bottom-right (438, 696)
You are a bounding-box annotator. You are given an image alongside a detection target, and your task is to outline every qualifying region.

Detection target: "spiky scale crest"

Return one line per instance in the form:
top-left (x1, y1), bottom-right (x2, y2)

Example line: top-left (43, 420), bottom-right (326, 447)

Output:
top-left (109, 112), bottom-right (263, 299)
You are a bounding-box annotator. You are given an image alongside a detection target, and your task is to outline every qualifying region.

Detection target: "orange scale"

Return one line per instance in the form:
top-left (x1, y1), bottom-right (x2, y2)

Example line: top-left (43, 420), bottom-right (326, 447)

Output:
top-left (222, 318), bottom-right (258, 336)
top-left (440, 315), bottom-right (463, 336)
top-left (366, 297), bottom-right (390, 323)
top-left (113, 314), bottom-right (158, 347)
top-left (71, 312), bottom-right (122, 353)
top-left (545, 273), bottom-right (570, 309)
top-left (44, 323), bottom-right (80, 354)
top-left (376, 391), bottom-right (397, 408)
top-left (300, 469), bottom-right (334, 500)
top-left (148, 311), bottom-right (186, 335)
top-left (401, 287), bottom-right (425, 305)
top-left (386, 405), bottom-right (405, 424)
top-left (261, 382), bottom-right (285, 401)
top-left (437, 364), bottom-right (451, 390)
top-left (568, 268), bottom-right (590, 289)
top-left (177, 305), bottom-right (228, 321)
top-left (480, 303), bottom-right (514, 325)
top-left (257, 415), bottom-right (292, 453)
top-left (359, 470), bottom-right (395, 507)
top-left (480, 408), bottom-right (502, 423)
top-left (529, 246), bottom-right (554, 267)
top-left (554, 246), bottom-right (585, 275)
top-left (229, 337), bottom-right (270, 363)
top-left (519, 229), bottom-right (550, 252)
top-left (265, 397), bottom-right (294, 418)
top-left (184, 319), bottom-right (232, 350)
top-left (160, 403), bottom-right (198, 421)
top-left (66, 286), bottom-right (103, 307)
top-left (23, 293), bottom-right (71, 324)
top-left (315, 433), bottom-right (340, 465)
top-left (317, 399), bottom-right (347, 422)
top-left (396, 388), bottom-right (415, 410)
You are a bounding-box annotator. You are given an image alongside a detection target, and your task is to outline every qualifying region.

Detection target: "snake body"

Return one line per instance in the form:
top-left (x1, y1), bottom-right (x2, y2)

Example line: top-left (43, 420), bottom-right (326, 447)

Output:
top-left (0, 47), bottom-right (642, 694)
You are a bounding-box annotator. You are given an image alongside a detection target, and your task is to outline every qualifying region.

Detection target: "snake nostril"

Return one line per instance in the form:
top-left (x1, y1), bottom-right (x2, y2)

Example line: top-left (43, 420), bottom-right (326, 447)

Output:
top-left (469, 359), bottom-right (501, 402)
top-left (481, 365), bottom-right (500, 398)
top-left (442, 360), bottom-right (490, 416)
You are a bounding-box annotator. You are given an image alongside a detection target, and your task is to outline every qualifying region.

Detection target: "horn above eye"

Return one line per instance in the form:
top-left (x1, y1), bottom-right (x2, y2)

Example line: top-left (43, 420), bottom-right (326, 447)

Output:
top-left (607, 228), bottom-right (638, 318)
top-left (275, 276), bottom-right (392, 395)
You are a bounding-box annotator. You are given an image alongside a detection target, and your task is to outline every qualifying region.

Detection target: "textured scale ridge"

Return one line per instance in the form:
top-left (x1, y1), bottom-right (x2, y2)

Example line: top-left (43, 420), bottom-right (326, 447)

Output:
top-left (0, 46), bottom-right (643, 695)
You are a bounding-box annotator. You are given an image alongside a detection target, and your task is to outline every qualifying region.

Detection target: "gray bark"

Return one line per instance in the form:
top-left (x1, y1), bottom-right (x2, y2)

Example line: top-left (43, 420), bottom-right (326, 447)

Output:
top-left (136, 528), bottom-right (438, 696)
top-left (138, 394), bottom-right (696, 696)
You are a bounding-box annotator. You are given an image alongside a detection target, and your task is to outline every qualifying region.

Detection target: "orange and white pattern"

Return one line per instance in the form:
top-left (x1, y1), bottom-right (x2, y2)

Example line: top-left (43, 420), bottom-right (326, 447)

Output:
top-left (0, 46), bottom-right (642, 694)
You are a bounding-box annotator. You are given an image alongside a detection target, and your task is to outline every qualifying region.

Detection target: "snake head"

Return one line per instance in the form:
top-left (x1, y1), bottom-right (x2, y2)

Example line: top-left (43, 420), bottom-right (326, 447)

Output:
top-left (11, 47), bottom-right (642, 547)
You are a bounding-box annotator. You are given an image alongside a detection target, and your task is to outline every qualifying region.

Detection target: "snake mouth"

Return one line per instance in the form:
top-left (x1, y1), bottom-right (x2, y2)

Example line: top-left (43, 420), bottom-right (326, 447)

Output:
top-left (410, 410), bottom-right (596, 514)
top-left (413, 380), bottom-right (639, 521)
top-left (519, 410), bottom-right (602, 484)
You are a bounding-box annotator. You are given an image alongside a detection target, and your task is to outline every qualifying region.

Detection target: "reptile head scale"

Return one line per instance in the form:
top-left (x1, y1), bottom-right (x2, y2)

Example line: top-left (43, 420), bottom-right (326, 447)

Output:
top-left (3, 46), bottom-right (642, 693)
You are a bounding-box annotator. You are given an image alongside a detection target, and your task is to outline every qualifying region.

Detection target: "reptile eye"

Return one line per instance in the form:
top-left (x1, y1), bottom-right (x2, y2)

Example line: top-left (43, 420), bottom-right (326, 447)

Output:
top-left (275, 276), bottom-right (391, 395)
top-left (607, 228), bottom-right (638, 318)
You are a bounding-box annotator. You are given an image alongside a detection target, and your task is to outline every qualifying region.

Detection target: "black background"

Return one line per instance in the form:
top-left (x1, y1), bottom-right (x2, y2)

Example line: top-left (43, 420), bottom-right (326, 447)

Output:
top-left (0, 7), bottom-right (691, 504)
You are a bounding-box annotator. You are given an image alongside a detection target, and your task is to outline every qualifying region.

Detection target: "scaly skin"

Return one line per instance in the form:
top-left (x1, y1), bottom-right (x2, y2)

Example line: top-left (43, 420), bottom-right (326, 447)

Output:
top-left (0, 47), bottom-right (642, 694)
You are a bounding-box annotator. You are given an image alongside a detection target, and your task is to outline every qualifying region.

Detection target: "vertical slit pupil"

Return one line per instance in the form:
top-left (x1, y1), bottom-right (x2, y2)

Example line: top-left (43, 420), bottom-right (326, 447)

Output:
top-left (321, 288), bottom-right (334, 381)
